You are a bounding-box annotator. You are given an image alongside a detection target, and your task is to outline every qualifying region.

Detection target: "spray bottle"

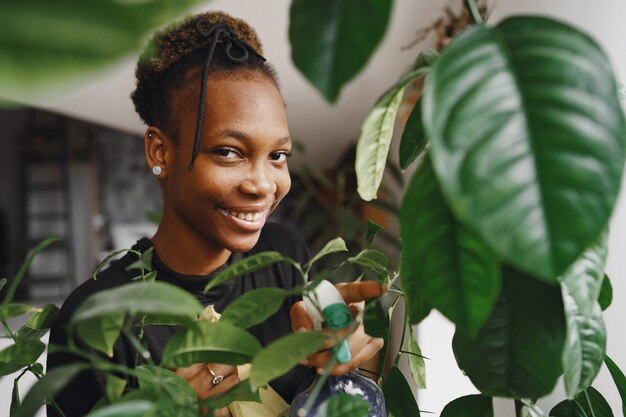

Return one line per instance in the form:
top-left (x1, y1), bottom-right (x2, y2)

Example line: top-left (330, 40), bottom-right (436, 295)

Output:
top-left (289, 280), bottom-right (387, 417)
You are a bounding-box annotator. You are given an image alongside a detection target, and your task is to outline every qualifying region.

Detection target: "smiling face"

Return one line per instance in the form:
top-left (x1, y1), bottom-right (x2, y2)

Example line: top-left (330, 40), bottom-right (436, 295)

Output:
top-left (157, 71), bottom-right (291, 257)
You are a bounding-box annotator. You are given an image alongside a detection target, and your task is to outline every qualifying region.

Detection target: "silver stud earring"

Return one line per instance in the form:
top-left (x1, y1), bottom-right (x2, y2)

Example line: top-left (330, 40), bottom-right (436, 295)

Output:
top-left (152, 166), bottom-right (162, 176)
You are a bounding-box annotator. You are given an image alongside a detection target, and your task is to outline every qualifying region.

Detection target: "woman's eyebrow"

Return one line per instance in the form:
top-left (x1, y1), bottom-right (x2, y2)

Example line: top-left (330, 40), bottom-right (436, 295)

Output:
top-left (211, 129), bottom-right (292, 145)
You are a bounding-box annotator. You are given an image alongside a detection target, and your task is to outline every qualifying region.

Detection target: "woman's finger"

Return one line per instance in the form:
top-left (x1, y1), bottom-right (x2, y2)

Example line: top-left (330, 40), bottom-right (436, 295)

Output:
top-left (327, 337), bottom-right (384, 376)
top-left (307, 325), bottom-right (373, 369)
top-left (335, 282), bottom-right (387, 304)
top-left (290, 300), bottom-right (314, 332)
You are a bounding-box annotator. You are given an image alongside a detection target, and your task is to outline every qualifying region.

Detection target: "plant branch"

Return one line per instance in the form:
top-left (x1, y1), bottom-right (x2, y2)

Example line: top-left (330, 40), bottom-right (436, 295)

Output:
top-left (514, 399), bottom-right (523, 417)
top-left (394, 299), bottom-right (409, 367)
top-left (2, 319), bottom-right (16, 341)
top-left (464, 0), bottom-right (483, 24)
top-left (584, 389), bottom-right (597, 417)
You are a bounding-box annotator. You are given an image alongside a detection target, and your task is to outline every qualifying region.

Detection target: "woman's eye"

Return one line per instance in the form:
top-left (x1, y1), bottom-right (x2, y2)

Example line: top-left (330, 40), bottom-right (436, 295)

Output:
top-left (270, 152), bottom-right (290, 163)
top-left (213, 148), bottom-right (238, 159)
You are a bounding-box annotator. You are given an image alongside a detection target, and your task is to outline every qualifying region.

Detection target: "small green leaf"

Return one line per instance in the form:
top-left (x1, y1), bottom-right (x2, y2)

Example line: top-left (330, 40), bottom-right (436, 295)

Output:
top-left (76, 314), bottom-right (125, 357)
top-left (220, 287), bottom-right (287, 329)
top-left (550, 400), bottom-right (587, 417)
top-left (408, 327), bottom-right (426, 389)
top-left (289, 0), bottom-right (392, 102)
top-left (348, 249), bottom-right (388, 273)
top-left (70, 282), bottom-right (203, 328)
top-left (356, 55), bottom-right (433, 202)
top-left (13, 363), bottom-right (86, 417)
top-left (365, 221), bottom-right (383, 247)
top-left (363, 300), bottom-right (388, 339)
top-left (250, 331), bottom-right (326, 390)
top-left (0, 339), bottom-right (46, 376)
top-left (598, 275), bottom-right (613, 311)
top-left (15, 304), bottom-right (59, 339)
top-left (136, 365), bottom-right (197, 417)
top-left (440, 395), bottom-right (493, 417)
top-left (605, 355), bottom-right (626, 416)
top-left (105, 374), bottom-right (127, 403)
top-left (399, 97), bottom-right (427, 170)
top-left (314, 393), bottom-right (370, 417)
top-left (306, 238), bottom-right (348, 274)
top-left (92, 248), bottom-right (138, 280)
top-left (575, 387), bottom-right (613, 417)
top-left (30, 363), bottom-right (43, 375)
top-left (11, 378), bottom-right (21, 415)
top-left (0, 277), bottom-right (6, 291)
top-left (205, 252), bottom-right (296, 292)
top-left (126, 248), bottom-right (154, 272)
top-left (85, 401), bottom-right (156, 417)
top-left (0, 304), bottom-right (37, 320)
top-left (161, 321), bottom-right (261, 368)
top-left (199, 380), bottom-right (261, 409)
top-left (382, 366), bottom-right (420, 417)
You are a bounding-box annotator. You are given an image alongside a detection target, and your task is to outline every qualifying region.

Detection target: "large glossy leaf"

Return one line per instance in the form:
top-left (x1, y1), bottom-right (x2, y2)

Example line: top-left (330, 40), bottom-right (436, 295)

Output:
top-left (575, 387), bottom-right (614, 417)
top-left (605, 355), bottom-right (626, 416)
top-left (220, 287), bottom-right (287, 329)
top-left (70, 282), bottom-right (202, 328)
top-left (0, 339), bottom-right (45, 376)
top-left (348, 249), bottom-right (388, 273)
top-left (13, 363), bottom-right (86, 417)
top-left (288, 0), bottom-right (392, 102)
top-left (598, 275), bottom-right (613, 311)
top-left (0, 0), bottom-right (202, 96)
top-left (205, 252), bottom-right (298, 292)
top-left (400, 157), bottom-right (500, 334)
top-left (85, 401), bottom-right (156, 417)
top-left (76, 313), bottom-right (125, 357)
top-left (382, 365), bottom-right (420, 417)
top-left (453, 267), bottom-right (566, 398)
top-left (314, 394), bottom-right (370, 417)
top-left (440, 395), bottom-right (493, 417)
top-left (136, 365), bottom-right (197, 417)
top-left (15, 303), bottom-right (59, 339)
top-left (363, 299), bottom-right (389, 339)
top-left (550, 400), bottom-right (588, 417)
top-left (423, 17), bottom-right (626, 281)
top-left (408, 327), bottom-right (426, 389)
top-left (399, 97), bottom-right (427, 170)
top-left (161, 321), bottom-right (261, 368)
top-left (249, 331), bottom-right (326, 390)
top-left (306, 237), bottom-right (348, 274)
top-left (0, 303), bottom-right (37, 320)
top-left (356, 62), bottom-right (431, 201)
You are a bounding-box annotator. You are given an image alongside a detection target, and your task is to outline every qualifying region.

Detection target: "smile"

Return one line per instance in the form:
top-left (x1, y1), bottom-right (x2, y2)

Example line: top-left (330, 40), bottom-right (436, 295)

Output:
top-left (226, 209), bottom-right (266, 222)
top-left (219, 207), bottom-right (270, 231)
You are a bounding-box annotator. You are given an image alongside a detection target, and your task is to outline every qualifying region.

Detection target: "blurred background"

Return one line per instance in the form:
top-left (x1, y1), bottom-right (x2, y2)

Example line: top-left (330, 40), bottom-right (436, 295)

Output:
top-left (1, 0), bottom-right (625, 415)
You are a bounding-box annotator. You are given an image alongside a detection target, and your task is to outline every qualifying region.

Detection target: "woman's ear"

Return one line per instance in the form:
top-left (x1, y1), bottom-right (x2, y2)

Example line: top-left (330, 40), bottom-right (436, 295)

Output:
top-left (145, 127), bottom-right (170, 180)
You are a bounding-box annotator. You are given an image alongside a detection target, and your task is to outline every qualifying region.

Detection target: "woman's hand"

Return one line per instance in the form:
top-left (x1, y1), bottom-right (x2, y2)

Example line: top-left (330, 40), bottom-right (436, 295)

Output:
top-left (290, 281), bottom-right (387, 376)
top-left (175, 363), bottom-right (239, 416)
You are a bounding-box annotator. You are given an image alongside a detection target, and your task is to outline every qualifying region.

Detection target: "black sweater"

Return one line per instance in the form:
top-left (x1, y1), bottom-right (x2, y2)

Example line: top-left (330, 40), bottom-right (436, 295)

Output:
top-left (47, 222), bottom-right (315, 416)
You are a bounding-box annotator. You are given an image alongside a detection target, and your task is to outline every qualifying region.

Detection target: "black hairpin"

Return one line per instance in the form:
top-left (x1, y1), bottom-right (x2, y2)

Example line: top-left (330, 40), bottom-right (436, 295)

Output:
top-left (188, 18), bottom-right (267, 171)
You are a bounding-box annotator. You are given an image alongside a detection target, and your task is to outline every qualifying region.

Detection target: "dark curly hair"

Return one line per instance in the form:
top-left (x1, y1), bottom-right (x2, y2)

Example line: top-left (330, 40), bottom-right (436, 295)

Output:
top-left (131, 11), bottom-right (279, 140)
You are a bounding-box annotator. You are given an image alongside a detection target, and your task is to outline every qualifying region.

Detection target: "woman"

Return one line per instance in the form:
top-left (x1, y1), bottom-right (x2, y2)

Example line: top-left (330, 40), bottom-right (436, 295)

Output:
top-left (48, 11), bottom-right (385, 417)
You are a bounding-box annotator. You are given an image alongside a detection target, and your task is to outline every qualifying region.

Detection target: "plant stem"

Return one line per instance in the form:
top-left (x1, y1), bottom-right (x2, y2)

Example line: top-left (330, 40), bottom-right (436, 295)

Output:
top-left (399, 350), bottom-right (429, 360)
top-left (584, 389), bottom-right (597, 417)
top-left (298, 355), bottom-right (337, 417)
top-left (464, 0), bottom-right (483, 24)
top-left (2, 319), bottom-right (16, 341)
top-left (514, 399), bottom-right (523, 417)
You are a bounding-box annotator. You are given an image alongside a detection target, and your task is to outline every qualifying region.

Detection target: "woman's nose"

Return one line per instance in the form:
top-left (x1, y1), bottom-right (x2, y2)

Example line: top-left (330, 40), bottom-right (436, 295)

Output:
top-left (238, 164), bottom-right (276, 197)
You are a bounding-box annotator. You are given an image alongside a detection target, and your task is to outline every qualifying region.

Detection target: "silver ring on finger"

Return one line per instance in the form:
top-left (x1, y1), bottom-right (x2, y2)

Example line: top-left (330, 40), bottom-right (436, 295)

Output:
top-left (207, 365), bottom-right (224, 385)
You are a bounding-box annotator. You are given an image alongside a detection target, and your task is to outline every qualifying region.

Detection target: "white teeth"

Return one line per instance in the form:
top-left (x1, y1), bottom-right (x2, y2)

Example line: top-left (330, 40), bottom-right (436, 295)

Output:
top-left (226, 209), bottom-right (265, 222)
top-left (245, 213), bottom-right (254, 221)
top-left (238, 213), bottom-right (246, 220)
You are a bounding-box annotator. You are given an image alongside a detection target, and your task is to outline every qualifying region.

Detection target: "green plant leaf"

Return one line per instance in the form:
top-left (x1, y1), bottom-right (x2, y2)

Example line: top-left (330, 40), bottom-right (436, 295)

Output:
top-left (440, 395), bottom-right (493, 417)
top-left (561, 290), bottom-right (606, 398)
top-left (0, 277), bottom-right (6, 291)
top-left (205, 252), bottom-right (298, 292)
top-left (356, 66), bottom-right (430, 202)
top-left (382, 365), bottom-right (421, 417)
top-left (408, 327), bottom-right (426, 389)
top-left (76, 313), bottom-right (125, 357)
top-left (13, 363), bottom-right (86, 417)
top-left (288, 0), bottom-right (392, 102)
top-left (15, 304), bottom-right (59, 339)
top-left (2, 237), bottom-right (59, 305)
top-left (423, 17), bottom-right (626, 281)
top-left (126, 248), bottom-right (154, 272)
top-left (399, 97), bottom-right (427, 170)
top-left (249, 331), bottom-right (326, 390)
top-left (550, 400), bottom-right (588, 417)
top-left (93, 249), bottom-right (138, 280)
top-left (363, 299), bottom-right (389, 339)
top-left (161, 321), bottom-right (262, 368)
top-left (575, 387), bottom-right (613, 417)
top-left (598, 275), bottom-right (613, 311)
top-left (0, 339), bottom-right (45, 376)
top-left (70, 282), bottom-right (203, 328)
top-left (105, 374), bottom-right (127, 403)
top-left (220, 287), bottom-right (287, 329)
top-left (86, 401), bottom-right (156, 417)
top-left (199, 380), bottom-right (261, 409)
top-left (0, 0), bottom-right (203, 96)
top-left (0, 303), bottom-right (37, 320)
top-left (400, 157), bottom-right (500, 334)
top-left (524, 401), bottom-right (545, 417)
top-left (306, 237), bottom-right (348, 273)
top-left (11, 377), bottom-right (21, 415)
top-left (453, 267), bottom-right (566, 398)
top-left (136, 365), bottom-right (197, 417)
top-left (314, 393), bottom-right (370, 417)
top-left (604, 355), bottom-right (626, 416)
top-left (365, 221), bottom-right (383, 247)
top-left (348, 249), bottom-right (388, 273)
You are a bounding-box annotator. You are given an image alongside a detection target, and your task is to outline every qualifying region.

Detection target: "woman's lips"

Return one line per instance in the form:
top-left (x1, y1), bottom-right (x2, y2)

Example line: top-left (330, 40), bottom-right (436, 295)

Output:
top-left (219, 207), bottom-right (270, 231)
